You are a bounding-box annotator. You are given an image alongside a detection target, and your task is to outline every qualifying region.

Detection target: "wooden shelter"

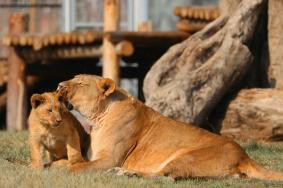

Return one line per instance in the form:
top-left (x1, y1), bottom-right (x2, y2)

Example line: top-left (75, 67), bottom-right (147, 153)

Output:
top-left (1, 2), bottom-right (220, 131)
top-left (2, 30), bottom-right (189, 130)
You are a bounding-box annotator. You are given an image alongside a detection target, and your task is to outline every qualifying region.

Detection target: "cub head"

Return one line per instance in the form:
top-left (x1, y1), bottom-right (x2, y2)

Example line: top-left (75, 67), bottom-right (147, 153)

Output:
top-left (57, 74), bottom-right (116, 120)
top-left (30, 92), bottom-right (67, 128)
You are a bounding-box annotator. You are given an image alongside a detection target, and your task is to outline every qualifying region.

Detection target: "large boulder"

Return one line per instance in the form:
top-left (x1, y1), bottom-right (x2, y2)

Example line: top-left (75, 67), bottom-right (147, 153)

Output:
top-left (143, 0), bottom-right (265, 125)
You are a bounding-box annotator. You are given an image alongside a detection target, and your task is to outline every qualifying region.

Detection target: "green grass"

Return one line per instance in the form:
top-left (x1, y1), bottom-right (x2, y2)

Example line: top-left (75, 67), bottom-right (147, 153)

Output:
top-left (0, 131), bottom-right (282, 188)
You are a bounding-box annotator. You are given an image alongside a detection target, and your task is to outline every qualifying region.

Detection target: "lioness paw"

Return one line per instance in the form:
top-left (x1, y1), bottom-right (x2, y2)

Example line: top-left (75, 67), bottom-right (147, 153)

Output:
top-left (107, 167), bottom-right (139, 177)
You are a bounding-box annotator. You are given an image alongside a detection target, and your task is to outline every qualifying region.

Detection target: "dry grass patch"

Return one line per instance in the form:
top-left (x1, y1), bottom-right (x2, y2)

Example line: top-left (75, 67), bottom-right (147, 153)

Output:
top-left (0, 131), bottom-right (282, 188)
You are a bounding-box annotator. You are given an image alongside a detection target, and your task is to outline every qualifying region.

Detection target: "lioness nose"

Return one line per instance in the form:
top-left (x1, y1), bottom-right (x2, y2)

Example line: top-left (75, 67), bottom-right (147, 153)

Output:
top-left (56, 118), bottom-right (62, 123)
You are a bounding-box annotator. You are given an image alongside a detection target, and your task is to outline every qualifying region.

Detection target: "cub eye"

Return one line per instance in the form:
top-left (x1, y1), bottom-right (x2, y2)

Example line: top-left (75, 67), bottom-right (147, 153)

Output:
top-left (47, 109), bottom-right (52, 113)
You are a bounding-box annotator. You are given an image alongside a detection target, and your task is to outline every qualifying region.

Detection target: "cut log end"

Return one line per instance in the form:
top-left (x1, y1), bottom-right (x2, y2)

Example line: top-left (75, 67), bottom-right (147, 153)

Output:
top-left (219, 89), bottom-right (283, 141)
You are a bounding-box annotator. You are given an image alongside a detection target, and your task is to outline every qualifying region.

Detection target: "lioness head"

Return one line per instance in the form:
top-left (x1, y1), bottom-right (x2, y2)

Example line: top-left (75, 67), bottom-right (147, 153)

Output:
top-left (31, 92), bottom-right (67, 128)
top-left (57, 74), bottom-right (116, 120)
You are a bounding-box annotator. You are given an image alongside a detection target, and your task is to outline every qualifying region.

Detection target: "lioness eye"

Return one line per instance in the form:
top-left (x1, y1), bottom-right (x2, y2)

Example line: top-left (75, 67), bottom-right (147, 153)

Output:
top-left (58, 96), bottom-right (63, 102)
top-left (78, 82), bottom-right (85, 87)
top-left (47, 109), bottom-right (52, 113)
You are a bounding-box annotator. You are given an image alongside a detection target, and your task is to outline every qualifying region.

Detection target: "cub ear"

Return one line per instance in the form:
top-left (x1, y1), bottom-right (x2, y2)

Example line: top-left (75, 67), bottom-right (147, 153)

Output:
top-left (31, 94), bottom-right (45, 109)
top-left (98, 78), bottom-right (116, 97)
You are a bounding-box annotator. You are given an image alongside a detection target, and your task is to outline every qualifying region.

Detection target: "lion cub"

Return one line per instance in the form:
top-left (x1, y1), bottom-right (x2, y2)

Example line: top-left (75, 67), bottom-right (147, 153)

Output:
top-left (28, 92), bottom-right (89, 169)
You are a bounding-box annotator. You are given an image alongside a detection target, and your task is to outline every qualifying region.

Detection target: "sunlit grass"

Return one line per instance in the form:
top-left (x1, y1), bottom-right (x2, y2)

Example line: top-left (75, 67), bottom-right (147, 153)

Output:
top-left (0, 131), bottom-right (282, 188)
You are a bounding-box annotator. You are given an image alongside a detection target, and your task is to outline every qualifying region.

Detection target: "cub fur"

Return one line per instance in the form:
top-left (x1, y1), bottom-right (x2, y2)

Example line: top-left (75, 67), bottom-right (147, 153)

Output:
top-left (28, 92), bottom-right (89, 169)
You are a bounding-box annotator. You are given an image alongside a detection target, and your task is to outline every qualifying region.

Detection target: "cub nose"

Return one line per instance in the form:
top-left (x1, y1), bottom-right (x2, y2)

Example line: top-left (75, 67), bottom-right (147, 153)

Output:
top-left (57, 82), bottom-right (66, 91)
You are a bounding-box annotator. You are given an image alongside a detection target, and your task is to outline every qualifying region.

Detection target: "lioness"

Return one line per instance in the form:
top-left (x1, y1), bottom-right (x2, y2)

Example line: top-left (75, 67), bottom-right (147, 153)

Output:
top-left (28, 92), bottom-right (89, 168)
top-left (57, 75), bottom-right (283, 180)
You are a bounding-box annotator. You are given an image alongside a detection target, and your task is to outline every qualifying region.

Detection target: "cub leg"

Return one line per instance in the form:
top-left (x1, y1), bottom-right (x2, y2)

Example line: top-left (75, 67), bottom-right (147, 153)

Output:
top-left (30, 139), bottom-right (44, 169)
top-left (45, 150), bottom-right (58, 167)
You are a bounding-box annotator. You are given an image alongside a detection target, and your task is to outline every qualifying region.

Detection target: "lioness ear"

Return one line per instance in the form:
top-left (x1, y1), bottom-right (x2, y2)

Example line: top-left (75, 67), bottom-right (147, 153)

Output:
top-left (98, 78), bottom-right (116, 97)
top-left (31, 94), bottom-right (45, 109)
top-left (57, 94), bottom-right (64, 103)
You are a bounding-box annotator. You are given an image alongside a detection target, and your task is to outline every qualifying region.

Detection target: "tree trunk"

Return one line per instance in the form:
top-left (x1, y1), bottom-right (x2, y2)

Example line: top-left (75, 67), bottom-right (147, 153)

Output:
top-left (219, 89), bottom-right (283, 141)
top-left (143, 0), bottom-right (265, 125)
top-left (219, 0), bottom-right (242, 15)
top-left (267, 0), bottom-right (283, 88)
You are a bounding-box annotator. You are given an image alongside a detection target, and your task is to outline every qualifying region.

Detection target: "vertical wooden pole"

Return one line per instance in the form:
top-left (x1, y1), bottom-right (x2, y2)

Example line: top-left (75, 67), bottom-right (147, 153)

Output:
top-left (137, 21), bottom-right (152, 32)
top-left (7, 13), bottom-right (28, 131)
top-left (29, 0), bottom-right (37, 33)
top-left (103, 0), bottom-right (120, 84)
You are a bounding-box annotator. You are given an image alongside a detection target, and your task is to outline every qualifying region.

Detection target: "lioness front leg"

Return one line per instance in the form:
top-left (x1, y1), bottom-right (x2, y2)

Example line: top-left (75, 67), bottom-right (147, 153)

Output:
top-left (66, 133), bottom-right (84, 165)
top-left (30, 139), bottom-right (44, 169)
top-left (69, 158), bottom-right (116, 172)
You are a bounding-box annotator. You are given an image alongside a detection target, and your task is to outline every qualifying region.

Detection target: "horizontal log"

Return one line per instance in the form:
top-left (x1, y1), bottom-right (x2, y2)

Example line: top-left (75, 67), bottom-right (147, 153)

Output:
top-left (174, 6), bottom-right (219, 21)
top-left (2, 36), bottom-right (12, 46)
top-left (17, 46), bottom-right (102, 62)
top-left (115, 40), bottom-right (134, 56)
top-left (2, 31), bottom-right (188, 51)
top-left (220, 89), bottom-right (283, 141)
top-left (17, 40), bottom-right (134, 62)
top-left (11, 36), bottom-right (20, 46)
top-left (2, 31), bottom-right (103, 50)
top-left (176, 20), bottom-right (208, 33)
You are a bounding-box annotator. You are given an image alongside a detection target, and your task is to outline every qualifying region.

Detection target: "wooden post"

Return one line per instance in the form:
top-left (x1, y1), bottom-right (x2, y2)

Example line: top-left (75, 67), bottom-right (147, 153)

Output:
top-left (137, 21), bottom-right (153, 32)
top-left (7, 13), bottom-right (29, 131)
top-left (103, 0), bottom-right (120, 84)
top-left (29, 0), bottom-right (37, 32)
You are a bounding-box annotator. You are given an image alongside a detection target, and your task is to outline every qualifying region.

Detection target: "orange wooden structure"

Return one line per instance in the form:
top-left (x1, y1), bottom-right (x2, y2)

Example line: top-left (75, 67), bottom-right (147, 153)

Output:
top-left (1, 3), bottom-right (221, 131)
top-left (3, 30), bottom-right (189, 131)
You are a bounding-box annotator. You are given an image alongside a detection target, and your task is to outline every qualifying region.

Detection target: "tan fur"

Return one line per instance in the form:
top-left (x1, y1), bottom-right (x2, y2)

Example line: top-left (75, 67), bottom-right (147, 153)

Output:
top-left (57, 75), bottom-right (283, 180)
top-left (28, 92), bottom-right (89, 169)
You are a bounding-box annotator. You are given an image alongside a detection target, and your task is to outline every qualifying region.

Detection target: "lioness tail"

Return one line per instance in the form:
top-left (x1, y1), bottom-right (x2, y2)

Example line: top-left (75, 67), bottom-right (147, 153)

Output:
top-left (239, 158), bottom-right (283, 181)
